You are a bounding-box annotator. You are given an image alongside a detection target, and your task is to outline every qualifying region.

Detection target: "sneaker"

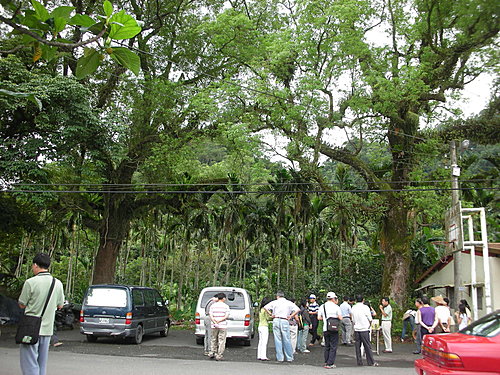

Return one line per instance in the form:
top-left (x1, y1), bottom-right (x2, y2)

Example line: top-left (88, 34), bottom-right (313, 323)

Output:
top-left (204, 352), bottom-right (210, 356)
top-left (215, 356), bottom-right (223, 361)
top-left (382, 349), bottom-right (392, 353)
top-left (372, 362), bottom-right (380, 367)
top-left (323, 364), bottom-right (336, 369)
top-left (413, 351), bottom-right (421, 354)
top-left (53, 342), bottom-right (63, 347)
top-left (303, 349), bottom-right (310, 353)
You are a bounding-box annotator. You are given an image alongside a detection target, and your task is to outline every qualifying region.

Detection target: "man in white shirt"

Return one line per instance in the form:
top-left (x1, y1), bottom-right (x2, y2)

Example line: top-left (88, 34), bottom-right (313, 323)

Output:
top-left (379, 297), bottom-right (393, 353)
top-left (318, 292), bottom-right (342, 369)
top-left (339, 296), bottom-right (353, 346)
top-left (264, 291), bottom-right (299, 362)
top-left (208, 293), bottom-right (230, 361)
top-left (352, 295), bottom-right (379, 367)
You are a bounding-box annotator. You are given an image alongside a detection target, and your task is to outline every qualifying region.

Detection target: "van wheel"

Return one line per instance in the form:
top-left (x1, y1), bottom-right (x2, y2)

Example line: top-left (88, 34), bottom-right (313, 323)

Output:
top-left (132, 325), bottom-right (144, 344)
top-left (86, 334), bottom-right (97, 343)
top-left (160, 321), bottom-right (170, 337)
top-left (196, 337), bottom-right (204, 345)
top-left (243, 339), bottom-right (251, 346)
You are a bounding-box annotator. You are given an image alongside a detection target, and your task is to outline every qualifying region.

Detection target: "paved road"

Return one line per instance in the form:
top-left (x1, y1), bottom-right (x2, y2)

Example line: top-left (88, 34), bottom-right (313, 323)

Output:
top-left (0, 324), bottom-right (418, 374)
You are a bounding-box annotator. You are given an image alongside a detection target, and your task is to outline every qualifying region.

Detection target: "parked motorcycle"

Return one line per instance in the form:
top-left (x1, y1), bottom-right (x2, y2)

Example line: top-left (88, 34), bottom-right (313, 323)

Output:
top-left (55, 302), bottom-right (75, 330)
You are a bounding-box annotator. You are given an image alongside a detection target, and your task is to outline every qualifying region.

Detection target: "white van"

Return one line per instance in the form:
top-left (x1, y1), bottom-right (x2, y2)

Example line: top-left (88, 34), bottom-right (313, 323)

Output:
top-left (194, 287), bottom-right (255, 346)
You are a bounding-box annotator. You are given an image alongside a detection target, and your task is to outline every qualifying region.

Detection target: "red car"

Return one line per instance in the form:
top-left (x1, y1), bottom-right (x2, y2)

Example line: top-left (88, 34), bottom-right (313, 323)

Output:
top-left (415, 310), bottom-right (500, 375)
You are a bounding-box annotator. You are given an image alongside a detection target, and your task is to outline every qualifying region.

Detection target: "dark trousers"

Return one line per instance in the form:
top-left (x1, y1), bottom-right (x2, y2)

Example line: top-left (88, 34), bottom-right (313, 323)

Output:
top-left (420, 326), bottom-right (432, 339)
top-left (310, 315), bottom-right (320, 344)
top-left (323, 331), bottom-right (339, 365)
top-left (415, 323), bottom-right (422, 352)
top-left (354, 330), bottom-right (375, 366)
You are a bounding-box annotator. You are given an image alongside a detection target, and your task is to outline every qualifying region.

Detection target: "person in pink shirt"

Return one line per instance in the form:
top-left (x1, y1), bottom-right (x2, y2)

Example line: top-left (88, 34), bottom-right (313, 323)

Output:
top-left (208, 293), bottom-right (230, 361)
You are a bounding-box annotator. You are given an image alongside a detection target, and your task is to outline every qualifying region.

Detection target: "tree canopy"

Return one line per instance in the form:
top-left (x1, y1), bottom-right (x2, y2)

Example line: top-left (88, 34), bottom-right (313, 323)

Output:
top-left (1, 0), bottom-right (498, 310)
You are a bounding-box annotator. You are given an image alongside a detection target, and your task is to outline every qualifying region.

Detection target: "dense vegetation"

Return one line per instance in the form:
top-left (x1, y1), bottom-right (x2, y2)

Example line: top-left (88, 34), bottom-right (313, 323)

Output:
top-left (1, 0), bottom-right (498, 317)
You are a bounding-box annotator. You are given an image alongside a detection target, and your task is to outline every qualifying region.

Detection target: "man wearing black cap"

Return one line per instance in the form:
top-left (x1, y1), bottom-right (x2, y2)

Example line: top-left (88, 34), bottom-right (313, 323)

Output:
top-left (18, 253), bottom-right (65, 375)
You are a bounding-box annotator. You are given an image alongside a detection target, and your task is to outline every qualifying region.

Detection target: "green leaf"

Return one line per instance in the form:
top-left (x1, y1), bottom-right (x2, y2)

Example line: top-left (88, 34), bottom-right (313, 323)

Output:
top-left (88, 21), bottom-right (106, 35)
top-left (31, 0), bottom-right (50, 21)
top-left (21, 14), bottom-right (46, 30)
top-left (108, 11), bottom-right (141, 40)
top-left (51, 6), bottom-right (75, 20)
top-left (75, 48), bottom-right (101, 79)
top-left (103, 0), bottom-right (113, 18)
top-left (109, 47), bottom-right (140, 75)
top-left (53, 17), bottom-right (67, 33)
top-left (41, 45), bottom-right (58, 62)
top-left (0, 89), bottom-right (42, 110)
top-left (69, 14), bottom-right (97, 28)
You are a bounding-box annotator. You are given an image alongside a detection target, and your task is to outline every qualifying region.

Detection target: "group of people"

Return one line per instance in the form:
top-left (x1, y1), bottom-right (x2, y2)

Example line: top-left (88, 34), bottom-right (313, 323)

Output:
top-left (256, 291), bottom-right (389, 368)
top-left (411, 295), bottom-right (472, 354)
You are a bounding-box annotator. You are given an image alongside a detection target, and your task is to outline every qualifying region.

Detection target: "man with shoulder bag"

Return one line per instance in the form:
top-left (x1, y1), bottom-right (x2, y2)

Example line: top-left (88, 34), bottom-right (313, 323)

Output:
top-left (318, 292), bottom-right (342, 369)
top-left (17, 253), bottom-right (65, 375)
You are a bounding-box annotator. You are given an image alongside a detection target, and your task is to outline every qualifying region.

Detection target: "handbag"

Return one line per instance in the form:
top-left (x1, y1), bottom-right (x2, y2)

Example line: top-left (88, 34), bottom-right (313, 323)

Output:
top-left (297, 313), bottom-right (304, 331)
top-left (16, 278), bottom-right (56, 345)
top-left (323, 305), bottom-right (339, 332)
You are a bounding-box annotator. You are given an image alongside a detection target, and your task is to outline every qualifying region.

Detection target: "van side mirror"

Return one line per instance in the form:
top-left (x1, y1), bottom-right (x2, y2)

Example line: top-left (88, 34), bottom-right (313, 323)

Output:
top-left (253, 302), bottom-right (259, 308)
top-left (165, 299), bottom-right (169, 306)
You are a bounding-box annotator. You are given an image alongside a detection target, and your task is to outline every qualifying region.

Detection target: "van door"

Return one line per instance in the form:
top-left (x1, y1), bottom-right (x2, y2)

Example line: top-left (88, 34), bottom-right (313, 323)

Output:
top-left (142, 289), bottom-right (158, 333)
top-left (132, 289), bottom-right (149, 331)
top-left (152, 290), bottom-right (167, 331)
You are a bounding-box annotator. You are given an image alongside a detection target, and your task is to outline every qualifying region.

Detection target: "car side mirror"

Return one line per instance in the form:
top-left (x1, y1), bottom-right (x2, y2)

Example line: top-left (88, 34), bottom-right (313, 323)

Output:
top-left (164, 299), bottom-right (169, 306)
top-left (253, 302), bottom-right (259, 308)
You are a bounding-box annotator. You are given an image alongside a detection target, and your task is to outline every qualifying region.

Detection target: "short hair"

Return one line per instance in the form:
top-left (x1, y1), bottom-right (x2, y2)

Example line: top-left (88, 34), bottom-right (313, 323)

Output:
top-left (276, 291), bottom-right (285, 298)
top-left (33, 253), bottom-right (51, 269)
top-left (260, 297), bottom-right (272, 309)
top-left (382, 297), bottom-right (390, 303)
top-left (343, 296), bottom-right (349, 301)
top-left (421, 296), bottom-right (430, 305)
top-left (443, 297), bottom-right (450, 305)
top-left (216, 292), bottom-right (226, 300)
top-left (356, 295), bottom-right (364, 303)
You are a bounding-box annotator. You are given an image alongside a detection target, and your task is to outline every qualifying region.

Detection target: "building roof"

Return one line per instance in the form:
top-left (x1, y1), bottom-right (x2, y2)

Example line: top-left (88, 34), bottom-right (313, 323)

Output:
top-left (415, 243), bottom-right (500, 285)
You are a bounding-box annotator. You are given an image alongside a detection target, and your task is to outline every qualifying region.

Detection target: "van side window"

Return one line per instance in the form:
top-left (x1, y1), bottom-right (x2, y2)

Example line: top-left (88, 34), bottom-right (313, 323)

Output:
top-left (132, 289), bottom-right (144, 307)
top-left (153, 291), bottom-right (164, 307)
top-left (143, 290), bottom-right (156, 307)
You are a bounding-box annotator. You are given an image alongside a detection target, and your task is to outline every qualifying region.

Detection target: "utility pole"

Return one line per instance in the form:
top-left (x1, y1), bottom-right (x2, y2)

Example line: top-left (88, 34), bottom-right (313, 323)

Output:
top-left (451, 140), bottom-right (464, 307)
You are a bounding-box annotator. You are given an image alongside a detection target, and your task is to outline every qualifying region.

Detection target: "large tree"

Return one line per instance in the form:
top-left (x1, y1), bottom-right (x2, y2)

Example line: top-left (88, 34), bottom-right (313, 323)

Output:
top-left (203, 0), bottom-right (499, 304)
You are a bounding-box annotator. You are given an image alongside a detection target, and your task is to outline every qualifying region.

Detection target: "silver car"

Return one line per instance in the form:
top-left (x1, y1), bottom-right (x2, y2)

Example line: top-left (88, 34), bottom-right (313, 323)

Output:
top-left (194, 287), bottom-right (255, 346)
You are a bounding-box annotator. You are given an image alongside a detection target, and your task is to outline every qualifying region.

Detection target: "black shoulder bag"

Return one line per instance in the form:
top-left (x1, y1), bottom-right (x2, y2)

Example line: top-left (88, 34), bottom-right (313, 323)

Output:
top-left (323, 305), bottom-right (340, 332)
top-left (16, 277), bottom-right (56, 345)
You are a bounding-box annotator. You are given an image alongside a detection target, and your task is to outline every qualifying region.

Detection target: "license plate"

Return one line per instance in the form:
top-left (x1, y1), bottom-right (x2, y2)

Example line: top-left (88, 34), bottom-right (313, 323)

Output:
top-left (99, 318), bottom-right (109, 324)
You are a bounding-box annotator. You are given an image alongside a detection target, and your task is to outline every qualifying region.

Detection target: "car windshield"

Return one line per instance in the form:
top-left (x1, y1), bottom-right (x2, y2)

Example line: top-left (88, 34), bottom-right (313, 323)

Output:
top-left (201, 291), bottom-right (246, 310)
top-left (85, 288), bottom-right (128, 308)
top-left (460, 311), bottom-right (500, 338)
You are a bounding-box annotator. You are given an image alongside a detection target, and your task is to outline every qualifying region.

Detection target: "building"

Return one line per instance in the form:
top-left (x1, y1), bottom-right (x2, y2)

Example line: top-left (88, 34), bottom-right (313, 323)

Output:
top-left (415, 243), bottom-right (500, 319)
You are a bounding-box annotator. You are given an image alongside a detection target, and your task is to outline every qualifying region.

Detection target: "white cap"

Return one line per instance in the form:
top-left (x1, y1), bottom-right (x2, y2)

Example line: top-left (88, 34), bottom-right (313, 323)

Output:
top-left (309, 294), bottom-right (316, 299)
top-left (326, 292), bottom-right (337, 299)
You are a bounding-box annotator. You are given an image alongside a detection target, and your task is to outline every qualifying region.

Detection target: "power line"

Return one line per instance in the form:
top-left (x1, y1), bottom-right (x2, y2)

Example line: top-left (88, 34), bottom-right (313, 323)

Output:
top-left (3, 187), bottom-right (498, 195)
top-left (8, 178), bottom-right (497, 187)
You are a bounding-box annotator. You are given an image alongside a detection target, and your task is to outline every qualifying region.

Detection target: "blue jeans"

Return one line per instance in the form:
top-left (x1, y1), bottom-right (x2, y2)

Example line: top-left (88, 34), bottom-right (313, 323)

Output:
top-left (297, 325), bottom-right (310, 352)
top-left (401, 316), bottom-right (415, 339)
top-left (272, 318), bottom-right (294, 361)
top-left (20, 335), bottom-right (51, 375)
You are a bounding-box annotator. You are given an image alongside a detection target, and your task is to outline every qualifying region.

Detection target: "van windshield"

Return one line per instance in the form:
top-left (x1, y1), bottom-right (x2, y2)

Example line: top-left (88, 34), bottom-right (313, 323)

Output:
top-left (201, 291), bottom-right (246, 310)
top-left (85, 288), bottom-right (128, 308)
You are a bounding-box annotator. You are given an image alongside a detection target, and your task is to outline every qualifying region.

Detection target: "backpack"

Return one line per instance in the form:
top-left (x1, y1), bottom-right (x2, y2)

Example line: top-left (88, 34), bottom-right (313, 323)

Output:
top-left (323, 305), bottom-right (339, 332)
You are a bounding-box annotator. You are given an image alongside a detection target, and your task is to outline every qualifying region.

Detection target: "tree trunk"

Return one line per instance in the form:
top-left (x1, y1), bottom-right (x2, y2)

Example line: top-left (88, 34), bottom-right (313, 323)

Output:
top-left (379, 194), bottom-right (413, 306)
top-left (92, 196), bottom-right (132, 284)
